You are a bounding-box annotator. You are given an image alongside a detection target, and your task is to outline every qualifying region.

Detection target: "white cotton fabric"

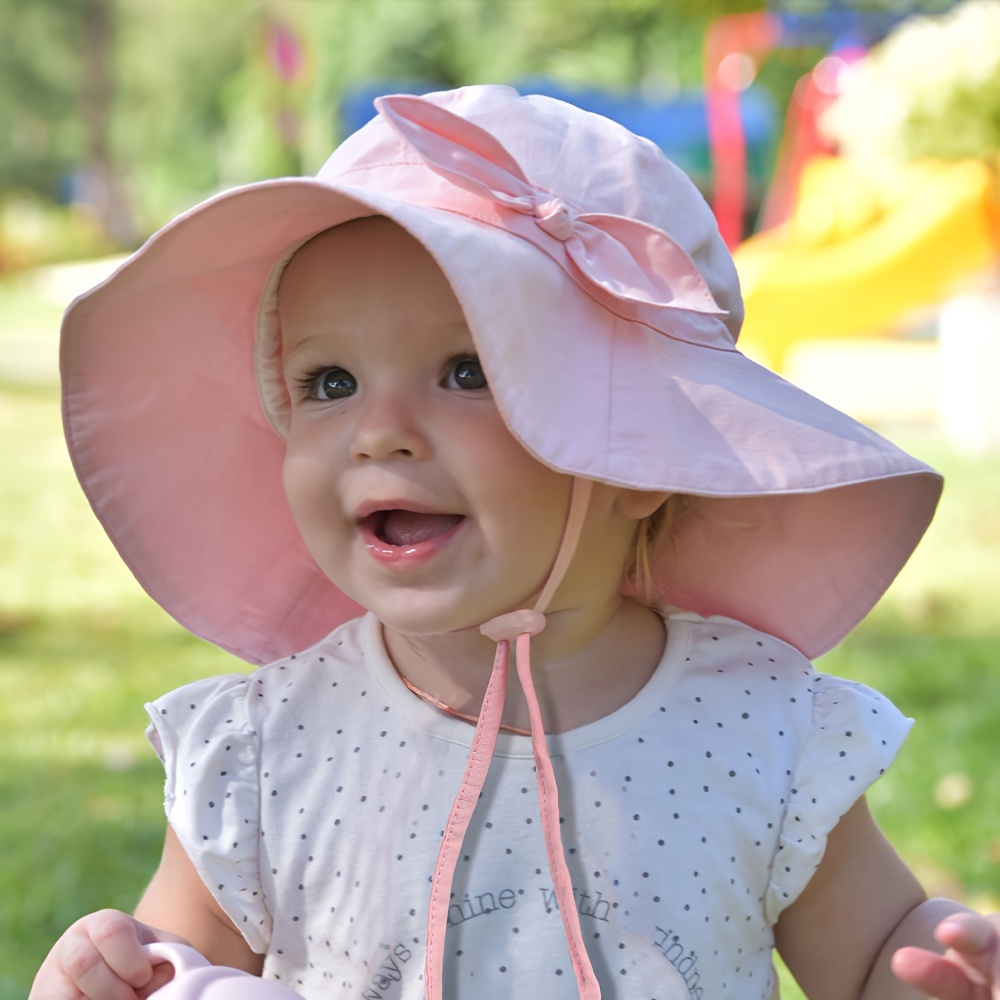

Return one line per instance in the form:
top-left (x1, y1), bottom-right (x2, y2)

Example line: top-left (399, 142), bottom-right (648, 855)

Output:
top-left (146, 611), bottom-right (911, 999)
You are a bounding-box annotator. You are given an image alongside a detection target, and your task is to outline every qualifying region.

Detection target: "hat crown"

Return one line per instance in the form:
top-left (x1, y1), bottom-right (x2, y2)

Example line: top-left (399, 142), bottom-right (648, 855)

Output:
top-left (318, 84), bottom-right (744, 343)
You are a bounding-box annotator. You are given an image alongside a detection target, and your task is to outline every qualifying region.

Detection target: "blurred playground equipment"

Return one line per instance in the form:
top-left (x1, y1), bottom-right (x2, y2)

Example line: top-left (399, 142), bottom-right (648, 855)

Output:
top-left (735, 153), bottom-right (999, 370)
top-left (705, 4), bottom-right (1000, 452)
top-left (705, 7), bottom-right (910, 248)
top-left (705, 7), bottom-right (1000, 376)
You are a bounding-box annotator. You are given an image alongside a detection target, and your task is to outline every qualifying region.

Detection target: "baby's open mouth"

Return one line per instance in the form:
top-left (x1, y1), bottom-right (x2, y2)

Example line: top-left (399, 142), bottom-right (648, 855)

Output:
top-left (361, 509), bottom-right (465, 547)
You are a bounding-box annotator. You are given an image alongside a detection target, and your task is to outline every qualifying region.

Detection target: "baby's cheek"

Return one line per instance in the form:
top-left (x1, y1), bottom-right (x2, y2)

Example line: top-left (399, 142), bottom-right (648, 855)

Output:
top-left (281, 450), bottom-right (310, 518)
top-left (280, 449), bottom-right (340, 548)
top-left (282, 438), bottom-right (328, 500)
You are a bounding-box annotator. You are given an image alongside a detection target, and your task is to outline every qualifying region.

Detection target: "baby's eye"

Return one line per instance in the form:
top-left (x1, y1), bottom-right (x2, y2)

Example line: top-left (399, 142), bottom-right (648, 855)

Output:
top-left (304, 367), bottom-right (357, 400)
top-left (444, 356), bottom-right (488, 391)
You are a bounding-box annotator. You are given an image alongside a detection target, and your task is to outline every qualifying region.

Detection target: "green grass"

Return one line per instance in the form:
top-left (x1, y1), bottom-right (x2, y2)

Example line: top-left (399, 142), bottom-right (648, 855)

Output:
top-left (0, 383), bottom-right (240, 997)
top-left (0, 275), bottom-right (66, 388)
top-left (0, 616), bottom-right (236, 989)
top-left (2, 378), bottom-right (999, 999)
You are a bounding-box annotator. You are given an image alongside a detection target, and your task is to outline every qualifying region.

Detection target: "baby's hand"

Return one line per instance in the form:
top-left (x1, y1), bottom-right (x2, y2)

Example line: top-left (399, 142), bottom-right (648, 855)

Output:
top-left (29, 908), bottom-right (189, 1000)
top-left (892, 912), bottom-right (1000, 999)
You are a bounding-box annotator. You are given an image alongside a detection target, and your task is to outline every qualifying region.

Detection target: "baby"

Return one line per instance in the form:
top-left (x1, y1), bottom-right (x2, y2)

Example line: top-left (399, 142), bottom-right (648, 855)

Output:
top-left (34, 86), bottom-right (1000, 999)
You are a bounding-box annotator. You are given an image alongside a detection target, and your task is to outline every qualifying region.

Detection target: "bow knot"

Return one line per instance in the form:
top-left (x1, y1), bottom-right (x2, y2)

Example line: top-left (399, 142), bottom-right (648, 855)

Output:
top-left (373, 93), bottom-right (731, 347)
top-left (535, 198), bottom-right (576, 242)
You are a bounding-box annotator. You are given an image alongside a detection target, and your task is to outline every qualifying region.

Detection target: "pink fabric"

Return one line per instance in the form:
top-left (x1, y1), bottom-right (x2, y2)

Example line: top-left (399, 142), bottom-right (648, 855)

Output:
top-left (142, 943), bottom-right (304, 998)
top-left (423, 638), bottom-right (511, 999)
top-left (531, 479), bottom-right (594, 615)
top-left (479, 608), bottom-right (546, 642)
top-left (515, 631), bottom-right (601, 1000)
top-left (62, 84), bottom-right (941, 670)
top-left (375, 96), bottom-right (727, 336)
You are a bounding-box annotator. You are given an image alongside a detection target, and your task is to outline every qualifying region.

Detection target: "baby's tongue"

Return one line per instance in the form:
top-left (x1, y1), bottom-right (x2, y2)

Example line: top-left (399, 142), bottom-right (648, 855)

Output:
top-left (382, 510), bottom-right (463, 546)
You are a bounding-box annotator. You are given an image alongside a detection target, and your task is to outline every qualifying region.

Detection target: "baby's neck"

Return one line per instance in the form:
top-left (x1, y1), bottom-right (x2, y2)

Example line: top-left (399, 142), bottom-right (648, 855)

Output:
top-left (382, 597), bottom-right (667, 734)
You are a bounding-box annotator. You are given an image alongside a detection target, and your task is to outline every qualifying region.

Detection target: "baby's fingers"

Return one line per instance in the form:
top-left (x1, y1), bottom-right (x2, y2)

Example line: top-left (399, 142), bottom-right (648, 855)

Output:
top-left (892, 945), bottom-right (989, 1000)
top-left (60, 910), bottom-right (156, 998)
top-left (935, 914), bottom-right (1000, 966)
top-left (893, 912), bottom-right (1000, 1000)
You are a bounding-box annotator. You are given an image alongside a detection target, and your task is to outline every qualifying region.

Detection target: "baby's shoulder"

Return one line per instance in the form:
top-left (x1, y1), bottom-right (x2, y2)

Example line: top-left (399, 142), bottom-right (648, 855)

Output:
top-left (148, 614), bottom-right (376, 735)
top-left (260, 612), bottom-right (372, 669)
top-left (664, 609), bottom-right (813, 682)
top-left (660, 609), bottom-right (908, 743)
top-left (238, 612), bottom-right (379, 723)
top-left (248, 612), bottom-right (372, 682)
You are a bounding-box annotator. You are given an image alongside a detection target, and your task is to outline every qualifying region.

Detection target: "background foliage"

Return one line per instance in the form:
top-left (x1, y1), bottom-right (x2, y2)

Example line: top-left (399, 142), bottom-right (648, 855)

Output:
top-left (825, 0), bottom-right (1000, 163)
top-left (0, 0), bottom-right (963, 259)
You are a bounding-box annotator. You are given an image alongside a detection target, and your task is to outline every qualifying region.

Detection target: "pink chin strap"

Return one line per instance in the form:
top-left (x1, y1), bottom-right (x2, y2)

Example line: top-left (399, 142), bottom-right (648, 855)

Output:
top-left (423, 477), bottom-right (601, 1000)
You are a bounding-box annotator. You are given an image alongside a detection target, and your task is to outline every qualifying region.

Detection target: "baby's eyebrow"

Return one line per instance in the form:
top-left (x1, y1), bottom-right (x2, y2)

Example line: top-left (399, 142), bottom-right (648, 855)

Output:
top-left (280, 337), bottom-right (337, 372)
top-left (433, 320), bottom-right (478, 350)
top-left (435, 319), bottom-right (473, 333)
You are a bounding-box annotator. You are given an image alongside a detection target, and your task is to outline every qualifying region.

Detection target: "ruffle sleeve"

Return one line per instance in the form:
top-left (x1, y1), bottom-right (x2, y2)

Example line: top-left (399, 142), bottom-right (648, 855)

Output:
top-left (764, 675), bottom-right (913, 924)
top-left (145, 674), bottom-right (271, 953)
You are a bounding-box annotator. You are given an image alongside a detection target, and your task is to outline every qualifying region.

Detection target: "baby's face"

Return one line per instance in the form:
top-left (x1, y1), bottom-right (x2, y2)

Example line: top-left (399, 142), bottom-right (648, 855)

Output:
top-left (278, 218), bottom-right (641, 637)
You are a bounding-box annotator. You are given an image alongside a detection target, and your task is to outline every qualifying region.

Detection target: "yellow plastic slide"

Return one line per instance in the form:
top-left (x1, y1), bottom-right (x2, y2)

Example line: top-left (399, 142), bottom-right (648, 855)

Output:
top-left (734, 155), bottom-right (999, 370)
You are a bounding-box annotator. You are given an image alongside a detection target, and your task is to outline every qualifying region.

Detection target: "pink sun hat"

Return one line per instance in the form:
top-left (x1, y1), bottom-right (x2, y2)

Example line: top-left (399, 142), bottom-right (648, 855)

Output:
top-left (61, 84), bottom-right (941, 665)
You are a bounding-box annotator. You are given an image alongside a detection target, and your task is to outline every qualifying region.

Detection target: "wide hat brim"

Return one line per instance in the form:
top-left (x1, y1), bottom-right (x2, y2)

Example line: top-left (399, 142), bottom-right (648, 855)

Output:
top-left (62, 89), bottom-right (941, 665)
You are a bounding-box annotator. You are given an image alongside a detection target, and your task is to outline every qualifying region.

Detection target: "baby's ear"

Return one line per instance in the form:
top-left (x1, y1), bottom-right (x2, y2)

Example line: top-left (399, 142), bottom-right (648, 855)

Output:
top-left (615, 489), bottom-right (672, 521)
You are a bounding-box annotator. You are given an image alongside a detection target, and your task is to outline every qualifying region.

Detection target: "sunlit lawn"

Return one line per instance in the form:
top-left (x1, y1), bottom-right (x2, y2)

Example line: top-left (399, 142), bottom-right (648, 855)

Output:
top-left (2, 274), bottom-right (999, 999)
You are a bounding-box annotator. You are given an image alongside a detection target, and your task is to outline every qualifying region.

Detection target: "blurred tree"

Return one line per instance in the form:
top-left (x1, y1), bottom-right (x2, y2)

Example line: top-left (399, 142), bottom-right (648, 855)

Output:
top-left (113, 1), bottom-right (259, 224)
top-left (0, 0), bottom-right (136, 244)
top-left (80, 0), bottom-right (135, 244)
top-left (0, 0), bottom-right (90, 197)
top-left (309, 0), bottom-right (761, 119)
top-left (0, 0), bottom-right (256, 242)
top-left (0, 0), bottom-right (964, 254)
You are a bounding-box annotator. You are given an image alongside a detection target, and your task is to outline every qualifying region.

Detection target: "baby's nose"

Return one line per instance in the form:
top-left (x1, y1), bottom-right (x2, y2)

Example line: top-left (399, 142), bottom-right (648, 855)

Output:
top-left (349, 392), bottom-right (429, 461)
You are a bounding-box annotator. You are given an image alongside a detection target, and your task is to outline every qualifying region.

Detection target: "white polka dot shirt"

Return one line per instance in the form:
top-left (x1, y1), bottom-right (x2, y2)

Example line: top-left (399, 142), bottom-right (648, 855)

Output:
top-left (146, 611), bottom-right (911, 999)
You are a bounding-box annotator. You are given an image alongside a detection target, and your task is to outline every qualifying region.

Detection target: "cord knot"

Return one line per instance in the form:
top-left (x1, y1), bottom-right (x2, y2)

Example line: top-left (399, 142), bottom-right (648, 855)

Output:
top-left (480, 609), bottom-right (547, 642)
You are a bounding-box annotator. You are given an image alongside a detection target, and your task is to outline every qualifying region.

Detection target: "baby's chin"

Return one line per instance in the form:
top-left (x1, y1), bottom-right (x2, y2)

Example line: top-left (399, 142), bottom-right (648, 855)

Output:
top-left (378, 607), bottom-right (520, 644)
top-left (372, 592), bottom-right (543, 645)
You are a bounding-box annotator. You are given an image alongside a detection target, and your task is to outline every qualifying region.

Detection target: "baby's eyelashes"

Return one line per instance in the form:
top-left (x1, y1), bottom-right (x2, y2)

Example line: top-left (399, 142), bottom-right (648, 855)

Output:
top-left (442, 356), bottom-right (489, 392)
top-left (296, 366), bottom-right (358, 401)
top-left (289, 355), bottom-right (488, 403)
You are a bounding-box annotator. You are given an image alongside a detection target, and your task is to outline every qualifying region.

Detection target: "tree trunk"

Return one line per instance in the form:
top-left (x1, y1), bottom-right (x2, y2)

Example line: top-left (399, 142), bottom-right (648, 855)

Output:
top-left (81, 0), bottom-right (135, 246)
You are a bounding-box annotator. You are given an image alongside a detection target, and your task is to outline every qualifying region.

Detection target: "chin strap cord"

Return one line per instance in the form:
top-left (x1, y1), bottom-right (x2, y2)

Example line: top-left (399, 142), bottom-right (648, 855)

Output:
top-left (424, 478), bottom-right (600, 1000)
top-left (512, 626), bottom-right (600, 999)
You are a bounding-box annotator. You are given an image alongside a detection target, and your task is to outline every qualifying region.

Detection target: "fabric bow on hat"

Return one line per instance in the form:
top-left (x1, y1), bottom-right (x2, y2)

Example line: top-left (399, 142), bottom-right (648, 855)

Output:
top-left (375, 94), bottom-right (733, 349)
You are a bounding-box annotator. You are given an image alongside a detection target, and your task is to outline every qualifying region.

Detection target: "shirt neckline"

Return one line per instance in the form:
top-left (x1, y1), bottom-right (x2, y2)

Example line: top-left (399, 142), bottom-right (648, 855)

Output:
top-left (359, 610), bottom-right (693, 758)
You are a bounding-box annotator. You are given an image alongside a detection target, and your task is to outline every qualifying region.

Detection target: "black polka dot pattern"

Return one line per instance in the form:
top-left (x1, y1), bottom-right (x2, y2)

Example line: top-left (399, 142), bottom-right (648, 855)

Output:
top-left (144, 611), bottom-right (911, 998)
